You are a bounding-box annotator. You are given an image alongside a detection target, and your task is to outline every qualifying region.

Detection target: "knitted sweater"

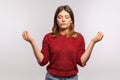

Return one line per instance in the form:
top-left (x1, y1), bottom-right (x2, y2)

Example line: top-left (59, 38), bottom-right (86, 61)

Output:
top-left (40, 33), bottom-right (85, 77)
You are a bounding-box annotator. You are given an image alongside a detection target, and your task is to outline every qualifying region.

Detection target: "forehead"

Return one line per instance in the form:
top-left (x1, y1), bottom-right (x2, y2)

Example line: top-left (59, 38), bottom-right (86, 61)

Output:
top-left (58, 10), bottom-right (70, 16)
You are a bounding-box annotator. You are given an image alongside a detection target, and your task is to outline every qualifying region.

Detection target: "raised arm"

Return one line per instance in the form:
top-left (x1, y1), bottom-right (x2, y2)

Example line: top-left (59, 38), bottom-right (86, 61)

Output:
top-left (22, 31), bottom-right (44, 63)
top-left (81, 32), bottom-right (104, 66)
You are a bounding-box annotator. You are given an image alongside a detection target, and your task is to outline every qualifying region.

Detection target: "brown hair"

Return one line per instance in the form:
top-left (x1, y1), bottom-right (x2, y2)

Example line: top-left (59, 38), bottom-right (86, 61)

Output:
top-left (52, 5), bottom-right (78, 39)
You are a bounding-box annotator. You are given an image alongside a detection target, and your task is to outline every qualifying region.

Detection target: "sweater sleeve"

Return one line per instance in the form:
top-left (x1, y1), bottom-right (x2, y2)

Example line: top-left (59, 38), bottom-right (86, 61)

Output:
top-left (39, 34), bottom-right (50, 66)
top-left (77, 34), bottom-right (85, 67)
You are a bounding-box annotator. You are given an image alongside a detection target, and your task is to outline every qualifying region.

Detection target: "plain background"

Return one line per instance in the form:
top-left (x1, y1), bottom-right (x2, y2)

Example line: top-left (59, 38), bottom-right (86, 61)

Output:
top-left (0, 0), bottom-right (120, 80)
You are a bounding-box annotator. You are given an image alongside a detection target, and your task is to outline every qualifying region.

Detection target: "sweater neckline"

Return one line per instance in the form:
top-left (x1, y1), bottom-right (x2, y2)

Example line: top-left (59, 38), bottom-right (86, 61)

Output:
top-left (59, 34), bottom-right (70, 38)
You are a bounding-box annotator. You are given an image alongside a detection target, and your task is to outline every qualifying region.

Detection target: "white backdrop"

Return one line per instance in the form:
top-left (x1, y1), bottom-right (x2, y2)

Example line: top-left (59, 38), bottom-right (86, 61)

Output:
top-left (0, 0), bottom-right (120, 80)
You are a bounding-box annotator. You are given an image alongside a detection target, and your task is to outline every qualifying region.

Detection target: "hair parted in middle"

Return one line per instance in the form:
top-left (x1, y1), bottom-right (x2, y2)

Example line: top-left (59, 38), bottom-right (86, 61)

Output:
top-left (52, 5), bottom-right (78, 39)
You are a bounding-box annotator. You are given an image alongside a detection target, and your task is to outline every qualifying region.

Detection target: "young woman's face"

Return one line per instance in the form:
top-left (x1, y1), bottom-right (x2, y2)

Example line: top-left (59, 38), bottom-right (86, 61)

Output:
top-left (57, 10), bottom-right (72, 30)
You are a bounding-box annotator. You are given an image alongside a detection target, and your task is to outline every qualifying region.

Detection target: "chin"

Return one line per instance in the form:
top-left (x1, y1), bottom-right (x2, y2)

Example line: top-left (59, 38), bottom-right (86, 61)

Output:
top-left (60, 25), bottom-right (69, 29)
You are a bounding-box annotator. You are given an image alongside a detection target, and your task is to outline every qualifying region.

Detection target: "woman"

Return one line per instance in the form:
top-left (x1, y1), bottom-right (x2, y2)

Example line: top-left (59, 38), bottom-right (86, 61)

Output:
top-left (22, 5), bottom-right (103, 80)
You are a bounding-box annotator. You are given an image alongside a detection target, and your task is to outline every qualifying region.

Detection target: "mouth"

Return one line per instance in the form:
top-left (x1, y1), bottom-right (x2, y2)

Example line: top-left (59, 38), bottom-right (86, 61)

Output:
top-left (61, 23), bottom-right (67, 26)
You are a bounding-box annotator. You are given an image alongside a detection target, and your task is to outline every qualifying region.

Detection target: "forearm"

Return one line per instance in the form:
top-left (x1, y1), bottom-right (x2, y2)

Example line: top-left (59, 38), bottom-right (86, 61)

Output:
top-left (30, 41), bottom-right (44, 63)
top-left (80, 32), bottom-right (103, 66)
top-left (81, 41), bottom-right (95, 66)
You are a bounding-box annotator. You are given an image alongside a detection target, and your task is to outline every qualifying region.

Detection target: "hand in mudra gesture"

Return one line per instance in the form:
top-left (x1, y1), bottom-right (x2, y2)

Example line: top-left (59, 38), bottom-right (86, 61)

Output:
top-left (22, 31), bottom-right (34, 43)
top-left (91, 32), bottom-right (104, 43)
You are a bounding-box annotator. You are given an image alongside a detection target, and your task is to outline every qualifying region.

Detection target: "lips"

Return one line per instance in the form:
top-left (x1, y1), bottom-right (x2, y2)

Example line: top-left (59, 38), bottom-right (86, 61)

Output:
top-left (61, 23), bottom-right (66, 26)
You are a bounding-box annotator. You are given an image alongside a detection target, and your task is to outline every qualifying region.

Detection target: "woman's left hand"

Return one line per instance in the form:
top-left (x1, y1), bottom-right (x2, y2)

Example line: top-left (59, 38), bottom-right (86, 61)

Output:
top-left (91, 32), bottom-right (104, 43)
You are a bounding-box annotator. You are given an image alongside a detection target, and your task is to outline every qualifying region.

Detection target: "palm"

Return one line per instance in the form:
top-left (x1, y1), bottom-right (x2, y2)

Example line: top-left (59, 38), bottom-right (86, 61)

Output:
top-left (22, 31), bottom-right (34, 43)
top-left (91, 32), bottom-right (103, 43)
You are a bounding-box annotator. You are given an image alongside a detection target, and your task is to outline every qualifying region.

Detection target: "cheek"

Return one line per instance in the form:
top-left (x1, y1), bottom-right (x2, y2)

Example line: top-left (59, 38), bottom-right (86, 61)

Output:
top-left (66, 20), bottom-right (72, 25)
top-left (66, 19), bottom-right (72, 23)
top-left (57, 19), bottom-right (62, 25)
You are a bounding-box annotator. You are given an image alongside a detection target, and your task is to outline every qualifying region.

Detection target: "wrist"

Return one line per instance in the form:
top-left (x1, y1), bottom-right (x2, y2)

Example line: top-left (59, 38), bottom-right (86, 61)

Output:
top-left (30, 39), bottom-right (35, 44)
top-left (90, 40), bottom-right (96, 45)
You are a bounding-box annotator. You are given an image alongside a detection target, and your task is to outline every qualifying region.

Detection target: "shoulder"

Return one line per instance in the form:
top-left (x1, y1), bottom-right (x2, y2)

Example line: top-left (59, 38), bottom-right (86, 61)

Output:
top-left (42, 33), bottom-right (52, 42)
top-left (43, 32), bottom-right (53, 40)
top-left (44, 32), bottom-right (52, 37)
top-left (72, 32), bottom-right (85, 42)
top-left (75, 32), bottom-right (85, 45)
top-left (75, 32), bottom-right (84, 39)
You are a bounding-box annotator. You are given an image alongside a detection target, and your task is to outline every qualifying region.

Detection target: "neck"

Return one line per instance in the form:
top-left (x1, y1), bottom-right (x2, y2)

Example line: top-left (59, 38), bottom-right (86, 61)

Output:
top-left (59, 28), bottom-right (69, 35)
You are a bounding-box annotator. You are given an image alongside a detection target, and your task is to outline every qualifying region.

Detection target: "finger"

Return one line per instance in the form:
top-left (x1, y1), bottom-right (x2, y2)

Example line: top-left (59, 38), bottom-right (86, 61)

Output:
top-left (22, 32), bottom-right (26, 38)
top-left (22, 31), bottom-right (27, 37)
top-left (22, 31), bottom-right (28, 39)
top-left (99, 32), bottom-right (104, 39)
top-left (23, 33), bottom-right (27, 40)
top-left (97, 32), bottom-right (103, 40)
top-left (98, 32), bottom-right (102, 36)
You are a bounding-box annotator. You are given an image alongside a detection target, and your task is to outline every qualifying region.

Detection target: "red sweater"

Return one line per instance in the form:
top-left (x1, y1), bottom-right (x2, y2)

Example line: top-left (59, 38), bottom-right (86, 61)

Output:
top-left (40, 33), bottom-right (85, 77)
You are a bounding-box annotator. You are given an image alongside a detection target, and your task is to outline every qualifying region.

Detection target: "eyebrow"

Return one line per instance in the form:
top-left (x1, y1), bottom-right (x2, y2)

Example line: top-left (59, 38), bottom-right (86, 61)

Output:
top-left (57, 15), bottom-right (70, 17)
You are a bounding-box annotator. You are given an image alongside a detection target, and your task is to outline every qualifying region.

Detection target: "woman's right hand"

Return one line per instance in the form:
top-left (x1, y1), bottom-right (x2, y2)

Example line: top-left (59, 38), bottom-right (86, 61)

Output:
top-left (22, 31), bottom-right (34, 43)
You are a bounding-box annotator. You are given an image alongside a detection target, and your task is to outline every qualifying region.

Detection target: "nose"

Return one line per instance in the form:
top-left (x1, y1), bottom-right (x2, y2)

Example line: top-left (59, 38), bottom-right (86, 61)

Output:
top-left (62, 17), bottom-right (66, 22)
